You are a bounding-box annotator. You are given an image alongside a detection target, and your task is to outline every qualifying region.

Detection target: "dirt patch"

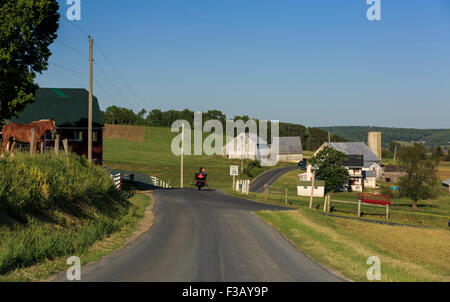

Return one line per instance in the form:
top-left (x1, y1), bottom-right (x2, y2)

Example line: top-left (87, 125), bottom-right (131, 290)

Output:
top-left (104, 124), bottom-right (145, 142)
top-left (125, 191), bottom-right (155, 244)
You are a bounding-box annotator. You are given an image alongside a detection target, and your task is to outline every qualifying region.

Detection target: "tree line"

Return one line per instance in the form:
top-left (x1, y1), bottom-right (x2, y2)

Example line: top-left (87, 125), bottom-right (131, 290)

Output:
top-left (101, 106), bottom-right (348, 151)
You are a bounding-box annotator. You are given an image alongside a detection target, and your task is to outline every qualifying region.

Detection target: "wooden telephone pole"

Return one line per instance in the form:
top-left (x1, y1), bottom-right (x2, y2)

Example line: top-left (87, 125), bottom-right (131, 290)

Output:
top-left (88, 36), bottom-right (93, 162)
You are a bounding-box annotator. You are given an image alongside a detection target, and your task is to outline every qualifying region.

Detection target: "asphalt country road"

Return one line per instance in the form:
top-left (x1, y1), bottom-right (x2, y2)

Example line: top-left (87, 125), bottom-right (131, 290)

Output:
top-left (250, 166), bottom-right (301, 193)
top-left (57, 189), bottom-right (342, 282)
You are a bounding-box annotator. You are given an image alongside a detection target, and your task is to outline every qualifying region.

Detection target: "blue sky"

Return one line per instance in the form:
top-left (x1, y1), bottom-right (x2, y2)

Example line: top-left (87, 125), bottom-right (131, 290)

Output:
top-left (36, 0), bottom-right (450, 129)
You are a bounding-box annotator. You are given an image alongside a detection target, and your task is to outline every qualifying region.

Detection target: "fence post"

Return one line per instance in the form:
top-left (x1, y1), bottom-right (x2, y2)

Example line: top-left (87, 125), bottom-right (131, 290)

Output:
top-left (358, 198), bottom-right (361, 217)
top-left (323, 194), bottom-right (328, 211)
top-left (62, 139), bottom-right (69, 155)
top-left (284, 188), bottom-right (288, 205)
top-left (30, 128), bottom-right (35, 156)
top-left (386, 204), bottom-right (389, 220)
top-left (327, 194), bottom-right (331, 212)
top-left (264, 184), bottom-right (268, 201)
top-left (40, 141), bottom-right (44, 154)
top-left (54, 134), bottom-right (60, 156)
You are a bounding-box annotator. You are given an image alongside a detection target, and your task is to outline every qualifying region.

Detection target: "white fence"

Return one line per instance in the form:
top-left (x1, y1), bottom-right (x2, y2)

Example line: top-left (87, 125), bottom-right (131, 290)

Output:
top-left (105, 167), bottom-right (171, 189)
top-left (235, 179), bottom-right (250, 195)
top-left (110, 172), bottom-right (122, 190)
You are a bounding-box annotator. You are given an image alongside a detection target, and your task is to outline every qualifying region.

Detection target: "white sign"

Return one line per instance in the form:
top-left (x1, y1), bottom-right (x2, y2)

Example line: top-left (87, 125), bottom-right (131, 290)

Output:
top-left (230, 165), bottom-right (239, 176)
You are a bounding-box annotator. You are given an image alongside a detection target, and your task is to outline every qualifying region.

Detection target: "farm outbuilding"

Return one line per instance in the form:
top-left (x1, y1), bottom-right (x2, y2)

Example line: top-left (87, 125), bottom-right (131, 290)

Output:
top-left (272, 136), bottom-right (303, 163)
top-left (442, 179), bottom-right (450, 193)
top-left (222, 132), bottom-right (268, 161)
top-left (9, 88), bottom-right (104, 164)
top-left (382, 165), bottom-right (407, 183)
top-left (297, 180), bottom-right (325, 197)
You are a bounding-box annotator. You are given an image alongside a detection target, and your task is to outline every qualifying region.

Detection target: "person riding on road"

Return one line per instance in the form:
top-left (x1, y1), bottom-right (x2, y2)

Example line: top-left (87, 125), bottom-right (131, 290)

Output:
top-left (195, 167), bottom-right (207, 181)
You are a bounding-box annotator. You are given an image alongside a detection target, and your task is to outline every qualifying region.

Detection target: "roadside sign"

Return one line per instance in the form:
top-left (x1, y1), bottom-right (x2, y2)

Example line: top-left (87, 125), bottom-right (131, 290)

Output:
top-left (230, 165), bottom-right (239, 176)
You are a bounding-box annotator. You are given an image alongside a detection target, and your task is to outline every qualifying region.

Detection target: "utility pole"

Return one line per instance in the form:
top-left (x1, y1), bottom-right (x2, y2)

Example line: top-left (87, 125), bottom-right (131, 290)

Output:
top-left (328, 132), bottom-right (331, 142)
top-left (88, 36), bottom-right (93, 162)
top-left (180, 123), bottom-right (184, 188)
top-left (393, 146), bottom-right (398, 162)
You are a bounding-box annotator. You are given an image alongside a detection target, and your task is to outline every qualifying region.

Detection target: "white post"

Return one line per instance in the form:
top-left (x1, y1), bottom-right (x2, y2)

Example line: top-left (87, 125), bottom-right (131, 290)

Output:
top-left (180, 123), bottom-right (184, 188)
top-left (309, 170), bottom-right (316, 209)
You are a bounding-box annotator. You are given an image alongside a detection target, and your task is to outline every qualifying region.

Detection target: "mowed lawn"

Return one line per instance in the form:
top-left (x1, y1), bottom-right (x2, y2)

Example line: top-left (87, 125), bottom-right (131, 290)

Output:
top-left (251, 168), bottom-right (450, 281)
top-left (256, 209), bottom-right (450, 282)
top-left (103, 126), bottom-right (275, 191)
top-left (437, 161), bottom-right (450, 181)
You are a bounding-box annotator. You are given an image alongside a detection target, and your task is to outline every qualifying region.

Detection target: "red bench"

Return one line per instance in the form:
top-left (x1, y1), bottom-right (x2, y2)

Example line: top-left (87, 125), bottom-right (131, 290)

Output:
top-left (358, 193), bottom-right (391, 206)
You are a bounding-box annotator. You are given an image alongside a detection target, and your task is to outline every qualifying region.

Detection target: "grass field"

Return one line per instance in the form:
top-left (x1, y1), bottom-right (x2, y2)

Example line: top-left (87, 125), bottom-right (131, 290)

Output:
top-left (242, 169), bottom-right (450, 229)
top-left (256, 208), bottom-right (450, 282)
top-left (437, 161), bottom-right (450, 181)
top-left (382, 157), bottom-right (450, 181)
top-left (103, 125), bottom-right (284, 191)
top-left (246, 167), bottom-right (450, 281)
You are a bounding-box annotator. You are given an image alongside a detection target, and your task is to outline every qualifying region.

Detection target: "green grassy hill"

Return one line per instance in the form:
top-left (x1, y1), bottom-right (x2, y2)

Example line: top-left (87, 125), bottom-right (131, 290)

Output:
top-left (0, 153), bottom-right (151, 281)
top-left (103, 126), bottom-right (285, 190)
top-left (319, 126), bottom-right (450, 148)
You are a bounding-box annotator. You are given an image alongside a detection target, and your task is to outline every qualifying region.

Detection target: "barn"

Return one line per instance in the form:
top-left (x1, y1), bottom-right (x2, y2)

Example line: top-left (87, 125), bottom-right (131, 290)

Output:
top-left (9, 88), bottom-right (104, 164)
top-left (272, 136), bottom-right (303, 163)
top-left (222, 132), bottom-right (268, 161)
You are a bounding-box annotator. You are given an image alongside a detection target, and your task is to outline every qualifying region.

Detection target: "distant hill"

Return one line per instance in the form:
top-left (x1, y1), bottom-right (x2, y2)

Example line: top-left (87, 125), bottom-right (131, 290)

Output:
top-left (319, 126), bottom-right (450, 148)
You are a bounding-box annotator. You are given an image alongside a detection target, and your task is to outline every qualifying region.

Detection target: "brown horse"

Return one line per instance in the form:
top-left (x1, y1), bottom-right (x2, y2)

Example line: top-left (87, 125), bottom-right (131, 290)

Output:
top-left (1, 119), bottom-right (56, 158)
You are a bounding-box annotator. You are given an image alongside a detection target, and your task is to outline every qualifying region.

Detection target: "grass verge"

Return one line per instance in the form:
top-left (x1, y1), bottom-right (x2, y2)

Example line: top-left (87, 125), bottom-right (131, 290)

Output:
top-left (238, 169), bottom-right (450, 229)
top-left (256, 208), bottom-right (450, 282)
top-left (0, 192), bottom-right (152, 282)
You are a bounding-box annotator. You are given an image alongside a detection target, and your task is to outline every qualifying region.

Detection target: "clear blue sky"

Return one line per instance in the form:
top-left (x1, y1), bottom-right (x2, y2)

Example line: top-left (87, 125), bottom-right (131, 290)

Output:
top-left (36, 0), bottom-right (450, 129)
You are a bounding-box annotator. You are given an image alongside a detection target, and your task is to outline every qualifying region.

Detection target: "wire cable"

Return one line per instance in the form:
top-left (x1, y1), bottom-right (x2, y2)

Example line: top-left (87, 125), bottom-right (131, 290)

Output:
top-left (48, 61), bottom-right (88, 76)
top-left (61, 16), bottom-right (90, 37)
top-left (94, 62), bottom-right (139, 111)
top-left (94, 42), bottom-right (150, 110)
top-left (55, 39), bottom-right (90, 59)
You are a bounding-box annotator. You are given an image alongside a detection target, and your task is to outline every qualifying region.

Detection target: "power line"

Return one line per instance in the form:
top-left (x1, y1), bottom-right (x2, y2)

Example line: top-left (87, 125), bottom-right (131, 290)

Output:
top-left (55, 39), bottom-right (90, 59)
top-left (48, 62), bottom-right (127, 109)
top-left (94, 62), bottom-right (138, 111)
top-left (48, 61), bottom-right (87, 76)
top-left (94, 42), bottom-right (150, 110)
top-left (57, 18), bottom-right (142, 111)
top-left (61, 16), bottom-right (90, 37)
top-left (94, 79), bottom-right (123, 108)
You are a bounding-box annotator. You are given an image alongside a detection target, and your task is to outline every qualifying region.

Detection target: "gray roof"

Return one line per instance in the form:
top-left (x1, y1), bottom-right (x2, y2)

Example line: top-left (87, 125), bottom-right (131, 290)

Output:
top-left (443, 179), bottom-right (450, 186)
top-left (325, 142), bottom-right (381, 162)
top-left (273, 137), bottom-right (303, 155)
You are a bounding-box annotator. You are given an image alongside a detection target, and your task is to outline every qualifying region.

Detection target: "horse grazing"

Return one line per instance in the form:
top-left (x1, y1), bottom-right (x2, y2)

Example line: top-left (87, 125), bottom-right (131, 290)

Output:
top-left (1, 119), bottom-right (56, 158)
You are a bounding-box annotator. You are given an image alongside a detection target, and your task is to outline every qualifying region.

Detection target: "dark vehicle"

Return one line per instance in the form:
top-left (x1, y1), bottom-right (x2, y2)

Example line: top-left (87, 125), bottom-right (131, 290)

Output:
top-left (297, 159), bottom-right (307, 170)
top-left (194, 168), bottom-right (208, 190)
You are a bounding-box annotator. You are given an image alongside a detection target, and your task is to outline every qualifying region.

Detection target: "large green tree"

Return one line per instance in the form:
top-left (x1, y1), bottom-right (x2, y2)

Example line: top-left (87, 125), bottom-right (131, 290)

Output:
top-left (397, 144), bottom-right (440, 209)
top-left (309, 146), bottom-right (350, 192)
top-left (0, 0), bottom-right (59, 121)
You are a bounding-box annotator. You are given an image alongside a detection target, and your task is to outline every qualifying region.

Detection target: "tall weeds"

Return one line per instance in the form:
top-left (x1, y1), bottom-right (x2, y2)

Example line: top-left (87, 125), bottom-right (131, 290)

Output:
top-left (0, 153), bottom-right (132, 274)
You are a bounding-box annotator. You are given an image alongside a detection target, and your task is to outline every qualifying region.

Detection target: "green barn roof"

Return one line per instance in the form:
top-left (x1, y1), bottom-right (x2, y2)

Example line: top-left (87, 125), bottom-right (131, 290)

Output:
top-left (10, 88), bottom-right (104, 128)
